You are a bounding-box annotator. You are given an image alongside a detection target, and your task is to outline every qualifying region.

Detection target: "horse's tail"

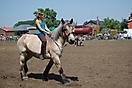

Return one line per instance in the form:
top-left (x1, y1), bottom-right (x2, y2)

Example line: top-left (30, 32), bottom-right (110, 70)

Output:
top-left (17, 34), bottom-right (28, 52)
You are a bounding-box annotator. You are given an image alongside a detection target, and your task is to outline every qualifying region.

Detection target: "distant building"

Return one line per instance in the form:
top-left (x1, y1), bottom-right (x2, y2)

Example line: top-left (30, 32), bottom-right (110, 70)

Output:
top-left (0, 24), bottom-right (36, 36)
top-left (27, 27), bottom-right (36, 34)
top-left (0, 27), bottom-right (12, 36)
top-left (85, 17), bottom-right (104, 33)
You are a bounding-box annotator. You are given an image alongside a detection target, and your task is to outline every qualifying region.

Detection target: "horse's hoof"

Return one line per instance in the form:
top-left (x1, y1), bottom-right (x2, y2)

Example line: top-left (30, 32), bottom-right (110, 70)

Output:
top-left (23, 76), bottom-right (28, 80)
top-left (62, 79), bottom-right (70, 84)
top-left (43, 77), bottom-right (48, 81)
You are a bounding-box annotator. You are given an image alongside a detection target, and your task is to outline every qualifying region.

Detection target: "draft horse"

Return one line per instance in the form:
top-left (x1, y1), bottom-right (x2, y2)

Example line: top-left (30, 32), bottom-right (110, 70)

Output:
top-left (17, 18), bottom-right (75, 84)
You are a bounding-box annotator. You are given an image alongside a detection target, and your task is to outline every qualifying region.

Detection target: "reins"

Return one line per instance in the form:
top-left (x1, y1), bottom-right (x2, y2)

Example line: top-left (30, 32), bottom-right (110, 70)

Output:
top-left (50, 36), bottom-right (63, 55)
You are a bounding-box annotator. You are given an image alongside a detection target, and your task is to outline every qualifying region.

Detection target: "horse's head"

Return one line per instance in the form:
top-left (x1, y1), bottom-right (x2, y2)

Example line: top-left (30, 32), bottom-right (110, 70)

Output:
top-left (61, 18), bottom-right (75, 44)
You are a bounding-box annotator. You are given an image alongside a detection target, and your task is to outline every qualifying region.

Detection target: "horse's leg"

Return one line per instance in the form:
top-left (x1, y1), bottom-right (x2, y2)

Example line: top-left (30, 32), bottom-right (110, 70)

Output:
top-left (55, 63), bottom-right (70, 84)
top-left (43, 59), bottom-right (54, 81)
top-left (20, 52), bottom-right (26, 80)
top-left (24, 52), bottom-right (32, 74)
top-left (20, 52), bottom-right (32, 80)
top-left (52, 55), bottom-right (70, 84)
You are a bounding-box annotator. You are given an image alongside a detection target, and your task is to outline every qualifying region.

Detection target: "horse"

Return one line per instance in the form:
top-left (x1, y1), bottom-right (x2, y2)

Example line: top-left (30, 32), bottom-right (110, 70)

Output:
top-left (17, 18), bottom-right (75, 84)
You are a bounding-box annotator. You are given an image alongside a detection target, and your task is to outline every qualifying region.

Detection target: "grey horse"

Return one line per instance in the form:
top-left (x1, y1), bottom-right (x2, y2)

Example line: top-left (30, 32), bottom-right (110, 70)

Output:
top-left (17, 18), bottom-right (75, 84)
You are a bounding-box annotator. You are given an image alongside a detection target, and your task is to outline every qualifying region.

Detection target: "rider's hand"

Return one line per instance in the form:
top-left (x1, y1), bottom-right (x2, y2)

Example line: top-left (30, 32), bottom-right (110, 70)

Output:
top-left (47, 31), bottom-right (51, 35)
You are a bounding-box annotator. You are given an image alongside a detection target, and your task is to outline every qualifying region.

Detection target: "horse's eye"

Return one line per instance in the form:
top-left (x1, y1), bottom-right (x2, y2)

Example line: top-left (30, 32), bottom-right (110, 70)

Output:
top-left (63, 29), bottom-right (67, 31)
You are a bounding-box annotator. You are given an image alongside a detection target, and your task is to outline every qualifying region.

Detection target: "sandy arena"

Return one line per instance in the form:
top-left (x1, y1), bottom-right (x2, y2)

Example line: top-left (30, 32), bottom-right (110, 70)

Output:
top-left (0, 40), bottom-right (132, 88)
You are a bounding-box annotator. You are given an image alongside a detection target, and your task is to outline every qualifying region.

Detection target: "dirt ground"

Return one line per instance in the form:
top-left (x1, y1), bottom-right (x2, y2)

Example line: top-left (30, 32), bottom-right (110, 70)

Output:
top-left (0, 40), bottom-right (132, 88)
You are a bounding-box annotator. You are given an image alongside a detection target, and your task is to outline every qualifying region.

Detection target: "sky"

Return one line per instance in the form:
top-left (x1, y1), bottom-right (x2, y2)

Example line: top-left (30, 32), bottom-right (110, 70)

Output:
top-left (0, 0), bottom-right (132, 27)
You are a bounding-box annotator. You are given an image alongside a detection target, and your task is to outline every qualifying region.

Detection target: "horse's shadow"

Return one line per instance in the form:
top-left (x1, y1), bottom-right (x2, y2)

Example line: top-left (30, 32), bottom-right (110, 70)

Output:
top-left (27, 73), bottom-right (79, 82)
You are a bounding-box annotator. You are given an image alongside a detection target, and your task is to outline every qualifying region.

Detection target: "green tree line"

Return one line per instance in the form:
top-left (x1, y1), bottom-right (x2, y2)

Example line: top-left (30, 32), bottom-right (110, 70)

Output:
top-left (100, 17), bottom-right (128, 31)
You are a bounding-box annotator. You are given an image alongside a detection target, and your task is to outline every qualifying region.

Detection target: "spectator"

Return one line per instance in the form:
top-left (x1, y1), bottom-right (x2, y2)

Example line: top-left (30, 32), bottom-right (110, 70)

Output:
top-left (75, 36), bottom-right (79, 47)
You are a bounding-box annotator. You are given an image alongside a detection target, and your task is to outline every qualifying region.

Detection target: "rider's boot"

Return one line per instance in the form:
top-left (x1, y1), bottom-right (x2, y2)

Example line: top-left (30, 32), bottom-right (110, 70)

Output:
top-left (39, 54), bottom-right (44, 60)
top-left (39, 42), bottom-right (46, 60)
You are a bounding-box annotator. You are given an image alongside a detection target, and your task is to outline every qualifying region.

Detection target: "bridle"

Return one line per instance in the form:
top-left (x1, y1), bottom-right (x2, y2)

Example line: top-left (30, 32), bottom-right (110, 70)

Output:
top-left (62, 23), bottom-right (74, 39)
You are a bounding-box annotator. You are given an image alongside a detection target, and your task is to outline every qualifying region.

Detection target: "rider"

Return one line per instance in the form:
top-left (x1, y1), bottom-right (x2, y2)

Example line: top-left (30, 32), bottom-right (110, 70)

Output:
top-left (35, 12), bottom-right (51, 60)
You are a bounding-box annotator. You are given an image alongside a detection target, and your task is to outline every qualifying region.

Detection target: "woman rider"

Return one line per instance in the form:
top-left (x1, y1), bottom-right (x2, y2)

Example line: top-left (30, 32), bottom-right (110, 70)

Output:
top-left (35, 12), bottom-right (51, 60)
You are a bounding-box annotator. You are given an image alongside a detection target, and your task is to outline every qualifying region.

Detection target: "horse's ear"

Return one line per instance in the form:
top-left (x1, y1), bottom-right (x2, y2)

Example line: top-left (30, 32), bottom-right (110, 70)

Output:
top-left (61, 18), bottom-right (65, 24)
top-left (70, 18), bottom-right (73, 24)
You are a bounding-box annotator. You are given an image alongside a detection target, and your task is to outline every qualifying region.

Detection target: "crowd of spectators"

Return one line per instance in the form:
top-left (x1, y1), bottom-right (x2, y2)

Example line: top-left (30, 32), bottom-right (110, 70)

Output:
top-left (0, 35), bottom-right (21, 41)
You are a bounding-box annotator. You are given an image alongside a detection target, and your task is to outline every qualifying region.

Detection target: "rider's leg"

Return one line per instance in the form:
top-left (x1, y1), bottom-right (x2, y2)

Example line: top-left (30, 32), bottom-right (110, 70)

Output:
top-left (38, 34), bottom-right (47, 60)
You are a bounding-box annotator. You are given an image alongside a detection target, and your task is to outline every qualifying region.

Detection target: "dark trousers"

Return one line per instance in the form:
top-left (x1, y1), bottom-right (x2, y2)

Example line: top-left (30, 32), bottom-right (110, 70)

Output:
top-left (38, 34), bottom-right (47, 55)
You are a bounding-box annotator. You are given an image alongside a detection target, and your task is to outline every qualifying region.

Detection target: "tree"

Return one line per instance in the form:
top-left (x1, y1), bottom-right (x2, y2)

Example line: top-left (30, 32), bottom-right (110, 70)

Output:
top-left (83, 21), bottom-right (88, 25)
top-left (14, 20), bottom-right (35, 27)
top-left (14, 31), bottom-right (21, 36)
top-left (102, 17), bottom-right (121, 30)
top-left (128, 12), bottom-right (132, 20)
top-left (120, 19), bottom-right (128, 30)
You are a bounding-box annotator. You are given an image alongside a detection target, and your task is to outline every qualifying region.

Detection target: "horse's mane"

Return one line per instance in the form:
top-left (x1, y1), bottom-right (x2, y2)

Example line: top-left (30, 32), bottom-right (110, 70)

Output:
top-left (50, 23), bottom-right (63, 40)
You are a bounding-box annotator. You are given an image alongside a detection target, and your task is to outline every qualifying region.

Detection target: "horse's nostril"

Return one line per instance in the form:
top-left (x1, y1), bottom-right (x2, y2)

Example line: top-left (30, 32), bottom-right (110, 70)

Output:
top-left (70, 39), bottom-right (73, 41)
top-left (70, 39), bottom-right (75, 44)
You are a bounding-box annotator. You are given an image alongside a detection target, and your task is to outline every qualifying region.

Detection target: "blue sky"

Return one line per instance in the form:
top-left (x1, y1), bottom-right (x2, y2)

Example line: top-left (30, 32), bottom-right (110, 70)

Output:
top-left (0, 0), bottom-right (132, 27)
